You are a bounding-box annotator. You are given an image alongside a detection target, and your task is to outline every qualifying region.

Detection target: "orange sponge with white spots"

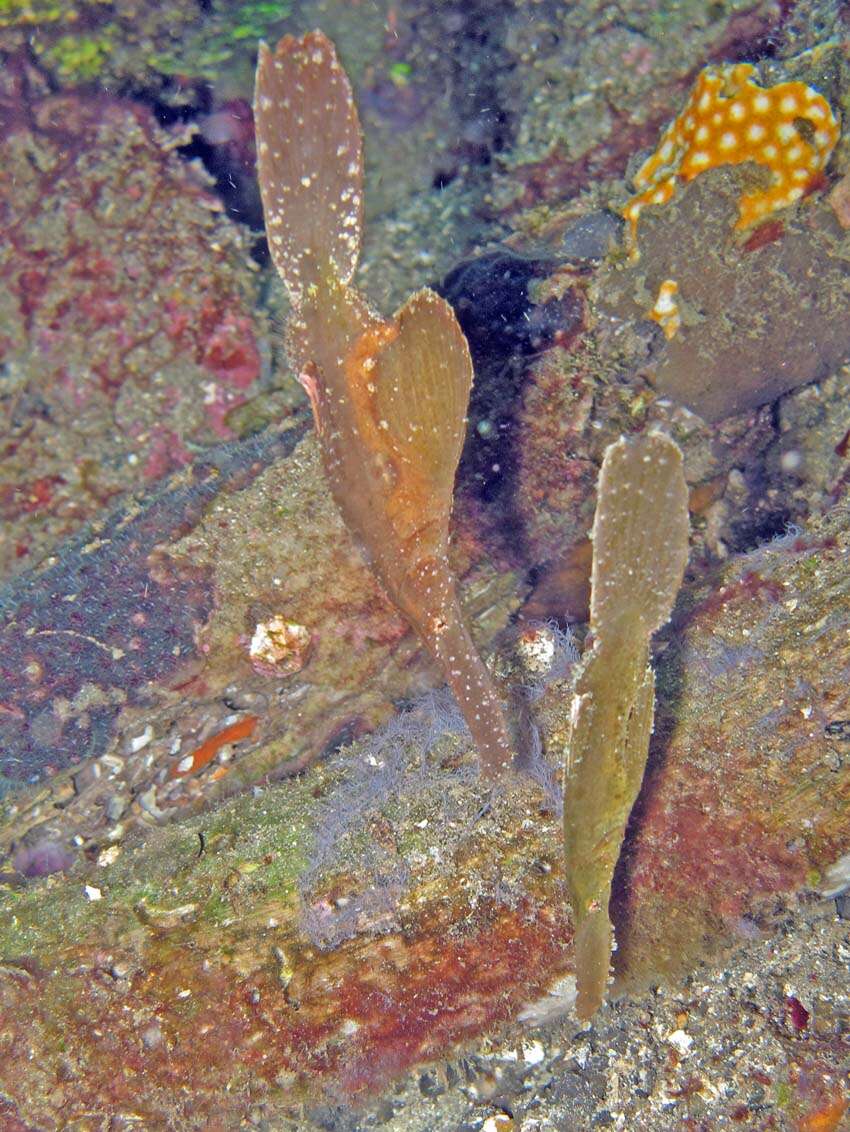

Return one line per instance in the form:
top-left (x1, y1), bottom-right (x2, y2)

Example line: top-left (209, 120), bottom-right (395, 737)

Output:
top-left (648, 279), bottom-right (681, 339)
top-left (624, 63), bottom-right (840, 246)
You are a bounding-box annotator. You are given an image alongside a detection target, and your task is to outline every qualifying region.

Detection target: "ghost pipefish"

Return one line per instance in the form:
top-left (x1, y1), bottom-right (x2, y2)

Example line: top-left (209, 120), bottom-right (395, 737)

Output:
top-left (563, 431), bottom-right (689, 1018)
top-left (254, 31), bottom-right (513, 777)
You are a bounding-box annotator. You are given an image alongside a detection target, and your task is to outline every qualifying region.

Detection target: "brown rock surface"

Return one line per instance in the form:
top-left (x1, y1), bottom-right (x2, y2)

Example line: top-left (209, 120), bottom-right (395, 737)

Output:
top-left (1, 503), bottom-right (847, 1125)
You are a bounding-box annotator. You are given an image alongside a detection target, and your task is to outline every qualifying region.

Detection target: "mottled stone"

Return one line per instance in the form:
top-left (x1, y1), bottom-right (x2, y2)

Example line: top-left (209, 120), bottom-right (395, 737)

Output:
top-left (599, 168), bottom-right (850, 421)
top-left (561, 210), bottom-right (624, 261)
top-left (0, 87), bottom-right (267, 578)
top-left (0, 504), bottom-right (847, 1124)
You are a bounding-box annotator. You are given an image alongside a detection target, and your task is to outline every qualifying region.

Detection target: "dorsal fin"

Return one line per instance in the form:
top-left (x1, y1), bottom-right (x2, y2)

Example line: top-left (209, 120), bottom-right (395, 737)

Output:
top-left (254, 30), bottom-right (363, 305)
top-left (371, 289), bottom-right (473, 502)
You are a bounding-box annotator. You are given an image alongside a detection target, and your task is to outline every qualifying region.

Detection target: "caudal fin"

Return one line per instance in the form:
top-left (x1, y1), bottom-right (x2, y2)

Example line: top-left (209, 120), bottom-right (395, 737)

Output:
top-left (254, 30), bottom-right (363, 305)
top-left (590, 431), bottom-right (690, 639)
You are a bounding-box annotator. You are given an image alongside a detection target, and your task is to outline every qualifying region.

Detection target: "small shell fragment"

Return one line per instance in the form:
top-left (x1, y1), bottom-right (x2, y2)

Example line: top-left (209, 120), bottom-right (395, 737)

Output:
top-left (249, 616), bottom-right (312, 674)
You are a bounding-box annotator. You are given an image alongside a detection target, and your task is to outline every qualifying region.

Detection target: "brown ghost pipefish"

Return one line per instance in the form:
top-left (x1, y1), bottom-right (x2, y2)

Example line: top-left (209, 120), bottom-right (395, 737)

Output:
top-left (563, 431), bottom-right (689, 1019)
top-left (254, 31), bottom-right (513, 777)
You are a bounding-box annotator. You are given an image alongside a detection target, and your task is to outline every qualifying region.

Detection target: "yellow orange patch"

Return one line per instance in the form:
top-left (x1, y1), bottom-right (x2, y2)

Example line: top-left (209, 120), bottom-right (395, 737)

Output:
top-left (624, 63), bottom-right (840, 249)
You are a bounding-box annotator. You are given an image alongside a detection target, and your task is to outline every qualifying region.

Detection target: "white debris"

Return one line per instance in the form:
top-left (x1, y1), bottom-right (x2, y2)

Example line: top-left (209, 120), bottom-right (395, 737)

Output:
top-left (819, 851), bottom-right (850, 897)
top-left (667, 1028), bottom-right (693, 1056)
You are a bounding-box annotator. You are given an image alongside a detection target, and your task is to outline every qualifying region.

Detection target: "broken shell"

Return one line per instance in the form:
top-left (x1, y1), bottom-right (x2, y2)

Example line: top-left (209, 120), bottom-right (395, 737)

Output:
top-left (248, 616), bottom-right (312, 675)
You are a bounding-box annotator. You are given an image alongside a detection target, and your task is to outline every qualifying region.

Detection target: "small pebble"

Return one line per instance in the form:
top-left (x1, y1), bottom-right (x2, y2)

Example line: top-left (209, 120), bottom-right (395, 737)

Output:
top-left (561, 210), bottom-right (624, 261)
top-left (140, 1022), bottom-right (163, 1050)
top-left (104, 794), bottom-right (128, 822)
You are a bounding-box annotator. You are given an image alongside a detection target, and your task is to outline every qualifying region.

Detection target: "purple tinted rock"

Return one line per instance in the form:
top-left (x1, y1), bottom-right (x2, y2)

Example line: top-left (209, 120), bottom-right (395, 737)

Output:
top-left (12, 838), bottom-right (75, 878)
top-left (561, 210), bottom-right (624, 261)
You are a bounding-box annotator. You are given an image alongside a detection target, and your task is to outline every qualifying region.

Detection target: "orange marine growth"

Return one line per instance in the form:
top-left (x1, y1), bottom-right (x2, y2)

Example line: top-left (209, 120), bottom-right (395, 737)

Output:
top-left (648, 278), bottom-right (680, 340)
top-left (624, 63), bottom-right (840, 247)
top-left (170, 715), bottom-right (258, 779)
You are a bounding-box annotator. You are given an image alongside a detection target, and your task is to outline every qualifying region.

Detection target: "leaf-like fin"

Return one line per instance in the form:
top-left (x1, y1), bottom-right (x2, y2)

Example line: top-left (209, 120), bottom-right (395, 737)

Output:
top-left (254, 31), bottom-right (363, 305)
top-left (590, 431), bottom-right (689, 639)
top-left (371, 289), bottom-right (473, 501)
top-left (564, 431), bottom-right (689, 1018)
top-left (255, 33), bottom-right (515, 781)
top-left (574, 910), bottom-right (613, 1021)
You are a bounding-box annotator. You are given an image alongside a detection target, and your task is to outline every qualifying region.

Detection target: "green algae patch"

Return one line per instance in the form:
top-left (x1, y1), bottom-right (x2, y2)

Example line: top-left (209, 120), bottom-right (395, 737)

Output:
top-left (0, 0), bottom-right (82, 26)
top-left (43, 31), bottom-right (112, 78)
top-left (149, 0), bottom-right (292, 83)
top-left (0, 769), bottom-right (316, 960)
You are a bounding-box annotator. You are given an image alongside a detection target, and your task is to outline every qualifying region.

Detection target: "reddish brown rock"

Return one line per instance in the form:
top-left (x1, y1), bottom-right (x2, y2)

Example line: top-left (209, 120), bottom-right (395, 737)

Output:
top-left (0, 87), bottom-right (265, 578)
top-left (0, 505), bottom-right (847, 1125)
